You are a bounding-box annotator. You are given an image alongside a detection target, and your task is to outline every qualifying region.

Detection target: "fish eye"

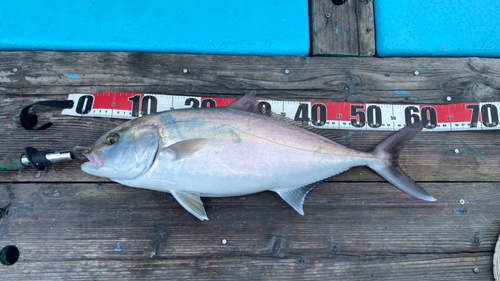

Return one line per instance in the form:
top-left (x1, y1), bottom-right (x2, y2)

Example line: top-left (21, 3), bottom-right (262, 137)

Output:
top-left (106, 133), bottom-right (119, 145)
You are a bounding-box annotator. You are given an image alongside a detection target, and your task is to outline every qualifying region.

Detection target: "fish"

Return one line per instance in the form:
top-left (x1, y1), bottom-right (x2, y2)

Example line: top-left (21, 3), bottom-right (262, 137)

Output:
top-left (82, 92), bottom-right (436, 220)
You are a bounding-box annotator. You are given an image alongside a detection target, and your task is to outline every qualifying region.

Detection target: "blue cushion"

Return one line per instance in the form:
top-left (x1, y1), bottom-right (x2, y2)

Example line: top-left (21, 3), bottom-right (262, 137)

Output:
top-left (375, 1), bottom-right (500, 57)
top-left (0, 0), bottom-right (309, 56)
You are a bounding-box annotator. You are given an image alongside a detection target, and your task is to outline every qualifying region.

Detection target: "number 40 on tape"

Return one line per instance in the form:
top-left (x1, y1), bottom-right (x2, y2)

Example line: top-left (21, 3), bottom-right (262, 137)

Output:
top-left (62, 93), bottom-right (500, 132)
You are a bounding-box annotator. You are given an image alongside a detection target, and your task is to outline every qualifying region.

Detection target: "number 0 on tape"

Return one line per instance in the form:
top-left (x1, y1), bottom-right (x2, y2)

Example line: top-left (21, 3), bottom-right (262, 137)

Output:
top-left (62, 92), bottom-right (500, 131)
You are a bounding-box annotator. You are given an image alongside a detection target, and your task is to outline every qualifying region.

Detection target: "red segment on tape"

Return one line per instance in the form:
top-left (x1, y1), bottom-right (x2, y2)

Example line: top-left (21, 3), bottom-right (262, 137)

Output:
top-left (337, 102), bottom-right (355, 121)
top-left (92, 92), bottom-right (115, 109)
top-left (113, 93), bottom-right (144, 111)
top-left (431, 105), bottom-right (449, 123)
top-left (62, 92), bottom-right (500, 131)
top-left (311, 102), bottom-right (336, 120)
top-left (348, 103), bottom-right (366, 122)
top-left (204, 97), bottom-right (237, 107)
top-left (449, 103), bottom-right (480, 123)
top-left (418, 105), bottom-right (444, 123)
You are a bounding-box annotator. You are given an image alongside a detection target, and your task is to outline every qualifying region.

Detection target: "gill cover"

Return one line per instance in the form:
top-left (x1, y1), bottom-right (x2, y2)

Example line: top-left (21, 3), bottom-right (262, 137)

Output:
top-left (82, 125), bottom-right (160, 180)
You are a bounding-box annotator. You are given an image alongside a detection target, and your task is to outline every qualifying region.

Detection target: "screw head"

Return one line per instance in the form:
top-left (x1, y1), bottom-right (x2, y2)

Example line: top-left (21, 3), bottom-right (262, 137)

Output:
top-left (413, 70), bottom-right (419, 76)
top-left (459, 199), bottom-right (465, 205)
top-left (325, 13), bottom-right (331, 18)
top-left (284, 69), bottom-right (290, 74)
top-left (12, 68), bottom-right (18, 73)
top-left (454, 149), bottom-right (460, 154)
top-left (221, 239), bottom-right (227, 245)
top-left (182, 69), bottom-right (188, 74)
top-left (447, 96), bottom-right (452, 102)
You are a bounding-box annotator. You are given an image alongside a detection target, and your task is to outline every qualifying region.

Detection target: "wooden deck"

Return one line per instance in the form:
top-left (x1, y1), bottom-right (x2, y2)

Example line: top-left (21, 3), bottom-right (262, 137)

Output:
top-left (310, 0), bottom-right (375, 56)
top-left (0, 52), bottom-right (499, 280)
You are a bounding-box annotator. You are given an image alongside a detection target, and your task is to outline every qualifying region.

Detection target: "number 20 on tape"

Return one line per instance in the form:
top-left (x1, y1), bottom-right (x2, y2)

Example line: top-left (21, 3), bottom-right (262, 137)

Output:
top-left (62, 93), bottom-right (500, 132)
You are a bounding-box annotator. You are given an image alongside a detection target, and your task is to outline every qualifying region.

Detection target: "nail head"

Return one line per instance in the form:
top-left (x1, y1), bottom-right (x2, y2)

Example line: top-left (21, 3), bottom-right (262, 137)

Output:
top-left (413, 70), bottom-right (419, 76)
top-left (459, 199), bottom-right (465, 205)
top-left (12, 68), bottom-right (18, 73)
top-left (447, 96), bottom-right (452, 101)
top-left (344, 86), bottom-right (350, 91)
top-left (221, 239), bottom-right (227, 245)
top-left (473, 268), bottom-right (480, 273)
top-left (454, 149), bottom-right (459, 154)
top-left (325, 13), bottom-right (331, 18)
top-left (182, 69), bottom-right (188, 74)
top-left (284, 69), bottom-right (290, 74)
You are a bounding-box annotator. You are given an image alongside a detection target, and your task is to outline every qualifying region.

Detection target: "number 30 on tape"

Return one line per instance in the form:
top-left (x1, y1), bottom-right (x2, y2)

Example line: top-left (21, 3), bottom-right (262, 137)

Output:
top-left (62, 92), bottom-right (500, 132)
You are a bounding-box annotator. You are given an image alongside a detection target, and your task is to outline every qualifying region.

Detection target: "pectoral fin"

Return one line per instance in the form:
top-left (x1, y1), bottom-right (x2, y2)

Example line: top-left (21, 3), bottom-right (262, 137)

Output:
top-left (164, 138), bottom-right (209, 160)
top-left (171, 190), bottom-right (209, 221)
top-left (276, 182), bottom-right (321, 215)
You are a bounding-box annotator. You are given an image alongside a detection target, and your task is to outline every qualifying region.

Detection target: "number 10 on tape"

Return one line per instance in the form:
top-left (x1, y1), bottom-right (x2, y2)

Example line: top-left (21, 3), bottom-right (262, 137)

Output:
top-left (62, 93), bottom-right (500, 132)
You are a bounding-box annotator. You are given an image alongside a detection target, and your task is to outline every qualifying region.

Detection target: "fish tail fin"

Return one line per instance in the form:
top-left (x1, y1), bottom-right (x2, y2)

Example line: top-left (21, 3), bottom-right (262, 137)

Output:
top-left (368, 121), bottom-right (436, 201)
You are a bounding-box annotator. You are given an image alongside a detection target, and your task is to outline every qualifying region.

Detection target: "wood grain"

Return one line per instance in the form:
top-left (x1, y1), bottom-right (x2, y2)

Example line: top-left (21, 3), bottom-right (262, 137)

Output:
top-left (310, 0), bottom-right (359, 56)
top-left (0, 53), bottom-right (498, 104)
top-left (0, 182), bottom-right (495, 280)
top-left (0, 52), bottom-right (499, 279)
top-left (356, 0), bottom-right (376, 56)
top-left (310, 0), bottom-right (375, 56)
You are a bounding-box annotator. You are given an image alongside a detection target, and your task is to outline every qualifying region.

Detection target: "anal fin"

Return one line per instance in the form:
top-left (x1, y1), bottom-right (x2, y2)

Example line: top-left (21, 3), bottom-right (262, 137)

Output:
top-left (276, 182), bottom-right (321, 215)
top-left (171, 191), bottom-right (209, 221)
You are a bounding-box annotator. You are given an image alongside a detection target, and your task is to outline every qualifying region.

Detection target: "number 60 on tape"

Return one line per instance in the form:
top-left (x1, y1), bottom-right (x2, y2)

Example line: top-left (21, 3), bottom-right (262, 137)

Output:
top-left (62, 92), bottom-right (500, 132)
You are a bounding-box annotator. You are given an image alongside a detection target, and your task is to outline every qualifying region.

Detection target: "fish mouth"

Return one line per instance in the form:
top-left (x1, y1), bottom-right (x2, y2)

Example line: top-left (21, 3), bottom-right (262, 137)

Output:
top-left (82, 150), bottom-right (106, 169)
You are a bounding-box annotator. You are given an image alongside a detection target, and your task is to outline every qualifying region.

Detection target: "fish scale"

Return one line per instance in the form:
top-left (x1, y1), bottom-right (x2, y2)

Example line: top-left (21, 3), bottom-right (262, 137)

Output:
top-left (82, 92), bottom-right (436, 221)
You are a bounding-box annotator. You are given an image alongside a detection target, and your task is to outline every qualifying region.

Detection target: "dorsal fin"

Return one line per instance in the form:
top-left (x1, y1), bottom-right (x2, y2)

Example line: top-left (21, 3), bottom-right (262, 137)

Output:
top-left (229, 92), bottom-right (353, 148)
top-left (228, 91), bottom-right (262, 113)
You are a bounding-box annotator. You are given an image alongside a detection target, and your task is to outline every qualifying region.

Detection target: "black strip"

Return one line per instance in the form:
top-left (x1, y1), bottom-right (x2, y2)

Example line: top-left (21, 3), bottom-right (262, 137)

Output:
top-left (20, 100), bottom-right (74, 130)
top-left (24, 147), bottom-right (50, 171)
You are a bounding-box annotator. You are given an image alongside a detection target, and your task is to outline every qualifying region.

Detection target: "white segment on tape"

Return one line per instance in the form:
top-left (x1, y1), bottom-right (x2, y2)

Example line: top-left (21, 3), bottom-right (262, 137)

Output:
top-left (62, 93), bottom-right (500, 131)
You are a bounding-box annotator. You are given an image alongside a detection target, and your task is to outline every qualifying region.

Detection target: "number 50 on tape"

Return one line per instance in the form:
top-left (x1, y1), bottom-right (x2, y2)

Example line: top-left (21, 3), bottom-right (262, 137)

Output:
top-left (62, 92), bottom-right (500, 132)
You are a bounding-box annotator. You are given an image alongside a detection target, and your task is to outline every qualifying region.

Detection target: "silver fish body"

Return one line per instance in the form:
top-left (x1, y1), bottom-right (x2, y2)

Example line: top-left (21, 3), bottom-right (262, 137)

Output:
top-left (82, 92), bottom-right (435, 220)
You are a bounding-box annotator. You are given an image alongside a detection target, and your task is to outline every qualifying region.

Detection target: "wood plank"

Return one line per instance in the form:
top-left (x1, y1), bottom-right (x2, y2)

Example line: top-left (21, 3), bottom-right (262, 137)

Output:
top-left (0, 182), bottom-right (495, 280)
top-left (0, 52), bottom-right (497, 182)
top-left (310, 0), bottom-right (359, 56)
top-left (0, 52), bottom-right (499, 279)
top-left (310, 0), bottom-right (375, 56)
top-left (356, 0), bottom-right (376, 56)
top-left (0, 255), bottom-right (491, 280)
top-left (0, 53), bottom-right (498, 104)
top-left (0, 101), bottom-right (497, 183)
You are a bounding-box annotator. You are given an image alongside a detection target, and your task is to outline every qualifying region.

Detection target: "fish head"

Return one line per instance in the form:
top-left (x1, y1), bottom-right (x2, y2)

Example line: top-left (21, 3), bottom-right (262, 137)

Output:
top-left (81, 119), bottom-right (160, 180)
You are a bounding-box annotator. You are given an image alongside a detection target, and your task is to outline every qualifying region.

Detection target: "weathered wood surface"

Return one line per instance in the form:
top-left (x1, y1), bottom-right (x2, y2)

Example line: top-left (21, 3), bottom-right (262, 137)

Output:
top-left (0, 53), bottom-right (498, 182)
top-left (0, 52), bottom-right (499, 280)
top-left (310, 0), bottom-right (375, 56)
top-left (0, 53), bottom-right (497, 103)
top-left (0, 182), bottom-right (496, 280)
top-left (356, 0), bottom-right (375, 56)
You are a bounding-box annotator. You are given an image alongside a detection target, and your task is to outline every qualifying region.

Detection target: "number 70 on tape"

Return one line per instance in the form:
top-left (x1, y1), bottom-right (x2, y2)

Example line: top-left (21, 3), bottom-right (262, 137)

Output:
top-left (62, 93), bottom-right (500, 132)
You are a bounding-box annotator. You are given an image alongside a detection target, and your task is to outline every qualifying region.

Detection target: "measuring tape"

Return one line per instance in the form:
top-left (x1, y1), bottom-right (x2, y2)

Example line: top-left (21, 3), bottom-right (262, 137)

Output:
top-left (62, 93), bottom-right (500, 131)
